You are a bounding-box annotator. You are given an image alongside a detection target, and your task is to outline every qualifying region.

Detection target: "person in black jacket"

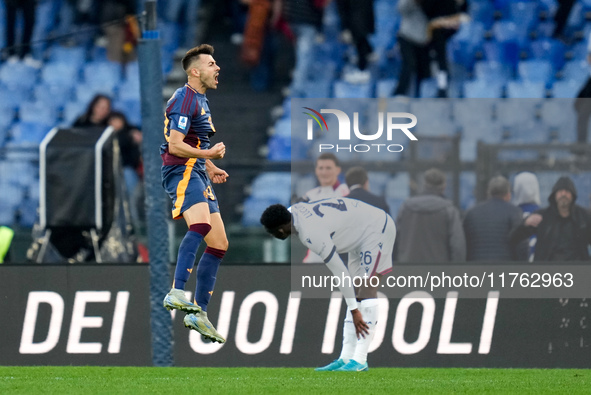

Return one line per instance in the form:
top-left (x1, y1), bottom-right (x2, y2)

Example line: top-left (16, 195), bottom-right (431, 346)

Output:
top-left (463, 176), bottom-right (523, 261)
top-left (510, 176), bottom-right (591, 262)
top-left (344, 166), bottom-right (390, 214)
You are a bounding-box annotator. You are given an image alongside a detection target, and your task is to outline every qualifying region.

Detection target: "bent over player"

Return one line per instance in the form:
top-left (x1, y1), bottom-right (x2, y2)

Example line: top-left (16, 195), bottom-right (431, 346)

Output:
top-left (260, 197), bottom-right (396, 371)
top-left (161, 44), bottom-right (228, 343)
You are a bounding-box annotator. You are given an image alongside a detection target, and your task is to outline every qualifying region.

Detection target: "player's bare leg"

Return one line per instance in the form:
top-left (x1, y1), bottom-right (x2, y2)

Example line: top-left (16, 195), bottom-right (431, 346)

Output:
top-left (163, 203), bottom-right (211, 313)
top-left (184, 212), bottom-right (227, 343)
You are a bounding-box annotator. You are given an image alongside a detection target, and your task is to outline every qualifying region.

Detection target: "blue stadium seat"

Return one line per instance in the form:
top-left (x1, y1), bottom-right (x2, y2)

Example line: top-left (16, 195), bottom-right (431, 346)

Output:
top-left (42, 62), bottom-right (80, 88)
top-left (493, 20), bottom-right (529, 48)
top-left (19, 101), bottom-right (58, 125)
top-left (241, 197), bottom-right (282, 228)
top-left (506, 81), bottom-right (546, 98)
top-left (496, 99), bottom-right (539, 127)
top-left (504, 120), bottom-right (549, 143)
top-left (333, 80), bottom-right (373, 98)
top-left (113, 99), bottom-right (141, 127)
top-left (34, 83), bottom-right (73, 110)
top-left (552, 79), bottom-right (581, 98)
top-left (0, 107), bottom-right (14, 130)
top-left (518, 60), bottom-right (554, 85)
top-left (419, 79), bottom-right (438, 98)
top-left (267, 135), bottom-right (292, 161)
top-left (528, 39), bottom-right (566, 72)
top-left (0, 84), bottom-right (31, 111)
top-left (48, 45), bottom-right (86, 69)
top-left (75, 84), bottom-right (114, 107)
top-left (367, 171), bottom-right (390, 196)
top-left (469, 0), bottom-right (495, 29)
top-left (474, 61), bottom-right (513, 84)
top-left (463, 79), bottom-right (504, 98)
top-left (118, 79), bottom-right (140, 101)
top-left (249, 172), bottom-right (292, 204)
top-left (83, 61), bottom-right (122, 91)
top-left (509, 1), bottom-right (540, 31)
top-left (63, 101), bottom-right (87, 126)
top-left (483, 41), bottom-right (520, 69)
top-left (301, 80), bottom-right (332, 98)
top-left (384, 174), bottom-right (410, 200)
top-left (560, 60), bottom-right (589, 85)
top-left (0, 62), bottom-right (38, 90)
top-left (376, 79), bottom-right (397, 98)
top-left (453, 99), bottom-right (496, 125)
top-left (462, 119), bottom-right (504, 143)
top-left (410, 100), bottom-right (453, 122)
top-left (273, 117), bottom-right (291, 138)
top-left (9, 121), bottom-right (52, 146)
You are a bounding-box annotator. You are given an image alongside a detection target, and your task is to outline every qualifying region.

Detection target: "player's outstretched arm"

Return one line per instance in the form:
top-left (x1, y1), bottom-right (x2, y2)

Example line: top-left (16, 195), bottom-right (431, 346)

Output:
top-left (169, 129), bottom-right (225, 159)
top-left (206, 159), bottom-right (229, 183)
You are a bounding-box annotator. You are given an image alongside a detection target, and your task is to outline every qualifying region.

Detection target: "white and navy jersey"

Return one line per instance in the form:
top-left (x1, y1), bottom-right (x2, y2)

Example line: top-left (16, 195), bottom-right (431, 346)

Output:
top-left (304, 182), bottom-right (349, 202)
top-left (290, 197), bottom-right (391, 262)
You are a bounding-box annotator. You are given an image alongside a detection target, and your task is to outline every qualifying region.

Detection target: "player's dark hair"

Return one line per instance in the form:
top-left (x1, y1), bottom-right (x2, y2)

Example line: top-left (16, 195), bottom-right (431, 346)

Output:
top-left (182, 44), bottom-right (214, 72)
top-left (316, 153), bottom-right (340, 167)
top-left (260, 204), bottom-right (291, 230)
top-left (345, 166), bottom-right (368, 187)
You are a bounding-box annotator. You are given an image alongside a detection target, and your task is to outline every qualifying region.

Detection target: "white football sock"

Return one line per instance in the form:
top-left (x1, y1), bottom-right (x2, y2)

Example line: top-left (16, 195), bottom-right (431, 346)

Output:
top-left (351, 298), bottom-right (379, 365)
top-left (338, 309), bottom-right (356, 363)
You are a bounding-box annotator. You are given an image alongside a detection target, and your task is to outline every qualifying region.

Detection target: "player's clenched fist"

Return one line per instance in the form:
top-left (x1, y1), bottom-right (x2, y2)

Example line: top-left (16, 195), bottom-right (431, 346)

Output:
top-left (208, 142), bottom-right (226, 159)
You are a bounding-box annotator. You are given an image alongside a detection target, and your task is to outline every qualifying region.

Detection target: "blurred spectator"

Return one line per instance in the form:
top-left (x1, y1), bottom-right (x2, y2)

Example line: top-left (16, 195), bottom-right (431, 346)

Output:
top-left (302, 153), bottom-right (348, 263)
top-left (3, 0), bottom-right (40, 67)
top-left (392, 0), bottom-right (431, 98)
top-left (574, 29), bottom-right (591, 144)
top-left (463, 176), bottom-right (523, 261)
top-left (241, 0), bottom-right (281, 91)
top-left (395, 168), bottom-right (465, 263)
top-left (108, 111), bottom-right (142, 211)
top-left (512, 172), bottom-right (541, 262)
top-left (510, 176), bottom-right (591, 262)
top-left (304, 153), bottom-right (349, 201)
top-left (421, 0), bottom-right (467, 97)
top-left (73, 94), bottom-right (112, 128)
top-left (282, 0), bottom-right (327, 97)
top-left (553, 0), bottom-right (576, 41)
top-left (337, 0), bottom-right (375, 84)
top-left (99, 0), bottom-right (139, 64)
top-left (108, 111), bottom-right (143, 230)
top-left (345, 166), bottom-right (390, 213)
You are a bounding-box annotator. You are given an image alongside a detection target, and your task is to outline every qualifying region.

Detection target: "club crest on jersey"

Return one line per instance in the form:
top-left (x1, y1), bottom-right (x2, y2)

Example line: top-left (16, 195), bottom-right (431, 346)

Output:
top-left (179, 116), bottom-right (188, 130)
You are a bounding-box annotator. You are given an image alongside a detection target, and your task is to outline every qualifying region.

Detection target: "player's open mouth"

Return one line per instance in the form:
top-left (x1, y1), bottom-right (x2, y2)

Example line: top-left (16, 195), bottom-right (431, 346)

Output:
top-left (215, 74), bottom-right (219, 83)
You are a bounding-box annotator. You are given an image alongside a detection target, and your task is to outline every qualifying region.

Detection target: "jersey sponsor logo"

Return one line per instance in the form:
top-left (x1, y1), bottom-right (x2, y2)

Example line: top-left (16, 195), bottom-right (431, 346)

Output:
top-left (179, 116), bottom-right (188, 130)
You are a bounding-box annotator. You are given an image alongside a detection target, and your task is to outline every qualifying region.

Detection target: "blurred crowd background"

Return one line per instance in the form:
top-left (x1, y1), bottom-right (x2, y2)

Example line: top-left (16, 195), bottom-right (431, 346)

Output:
top-left (1, 0), bottom-right (591, 264)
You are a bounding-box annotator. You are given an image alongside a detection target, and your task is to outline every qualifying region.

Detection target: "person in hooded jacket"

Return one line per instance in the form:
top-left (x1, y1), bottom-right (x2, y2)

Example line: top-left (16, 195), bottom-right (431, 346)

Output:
top-left (395, 168), bottom-right (465, 262)
top-left (510, 176), bottom-right (591, 262)
top-left (512, 172), bottom-right (541, 261)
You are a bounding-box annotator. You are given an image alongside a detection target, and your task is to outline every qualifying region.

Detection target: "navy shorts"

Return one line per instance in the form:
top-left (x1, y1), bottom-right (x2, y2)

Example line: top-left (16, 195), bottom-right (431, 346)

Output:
top-left (162, 160), bottom-right (219, 219)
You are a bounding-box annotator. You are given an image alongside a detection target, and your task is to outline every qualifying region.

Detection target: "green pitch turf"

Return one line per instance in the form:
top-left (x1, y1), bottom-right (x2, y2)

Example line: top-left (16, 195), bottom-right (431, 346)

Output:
top-left (0, 366), bottom-right (589, 394)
